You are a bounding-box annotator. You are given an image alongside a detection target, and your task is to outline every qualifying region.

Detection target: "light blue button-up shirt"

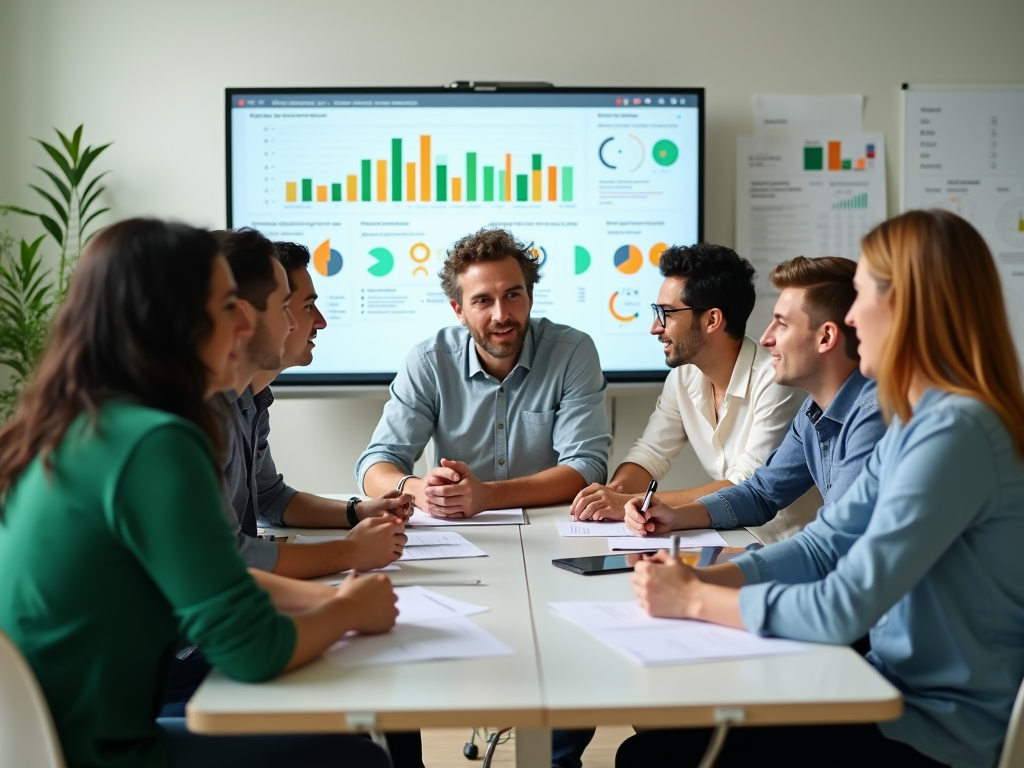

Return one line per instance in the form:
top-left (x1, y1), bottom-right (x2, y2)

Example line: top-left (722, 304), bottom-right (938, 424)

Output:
top-left (700, 371), bottom-right (884, 528)
top-left (734, 389), bottom-right (1024, 768)
top-left (356, 318), bottom-right (610, 490)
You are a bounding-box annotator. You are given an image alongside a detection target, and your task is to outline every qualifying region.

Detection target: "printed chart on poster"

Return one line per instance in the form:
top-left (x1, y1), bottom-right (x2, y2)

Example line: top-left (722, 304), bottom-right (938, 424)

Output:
top-left (902, 85), bottom-right (1024, 361)
top-left (736, 133), bottom-right (887, 336)
top-left (228, 90), bottom-right (703, 381)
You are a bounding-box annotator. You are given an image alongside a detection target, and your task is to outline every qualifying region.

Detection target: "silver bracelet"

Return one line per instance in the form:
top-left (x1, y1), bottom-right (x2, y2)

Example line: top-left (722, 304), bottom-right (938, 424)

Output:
top-left (396, 474), bottom-right (417, 493)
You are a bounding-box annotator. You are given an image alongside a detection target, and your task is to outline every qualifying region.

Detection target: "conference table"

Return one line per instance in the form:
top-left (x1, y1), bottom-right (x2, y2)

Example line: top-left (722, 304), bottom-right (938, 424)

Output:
top-left (187, 506), bottom-right (902, 766)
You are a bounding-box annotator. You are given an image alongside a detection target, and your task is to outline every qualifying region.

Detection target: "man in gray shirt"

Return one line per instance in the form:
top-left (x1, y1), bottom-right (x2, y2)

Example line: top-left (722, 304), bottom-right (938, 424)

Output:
top-left (358, 228), bottom-right (610, 518)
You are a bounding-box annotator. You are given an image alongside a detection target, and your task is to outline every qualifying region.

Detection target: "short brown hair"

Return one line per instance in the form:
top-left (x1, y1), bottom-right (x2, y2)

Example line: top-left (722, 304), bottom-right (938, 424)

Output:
top-left (439, 228), bottom-right (541, 303)
top-left (770, 256), bottom-right (858, 360)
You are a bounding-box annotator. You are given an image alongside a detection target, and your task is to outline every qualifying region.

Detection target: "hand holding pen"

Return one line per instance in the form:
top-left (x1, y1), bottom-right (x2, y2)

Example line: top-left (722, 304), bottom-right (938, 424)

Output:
top-left (623, 480), bottom-right (675, 537)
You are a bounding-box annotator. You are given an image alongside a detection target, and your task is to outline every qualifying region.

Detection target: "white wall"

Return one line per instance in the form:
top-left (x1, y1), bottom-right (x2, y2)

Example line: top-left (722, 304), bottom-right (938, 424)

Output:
top-left (2, 0), bottom-right (1023, 491)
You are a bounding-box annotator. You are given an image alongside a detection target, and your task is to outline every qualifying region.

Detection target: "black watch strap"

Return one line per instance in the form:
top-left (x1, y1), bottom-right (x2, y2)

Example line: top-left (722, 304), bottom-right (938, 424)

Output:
top-left (346, 497), bottom-right (361, 528)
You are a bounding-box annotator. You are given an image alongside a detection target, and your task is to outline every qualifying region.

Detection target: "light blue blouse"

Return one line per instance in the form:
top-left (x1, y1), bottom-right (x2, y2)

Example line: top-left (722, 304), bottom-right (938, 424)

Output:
top-left (735, 389), bottom-right (1024, 768)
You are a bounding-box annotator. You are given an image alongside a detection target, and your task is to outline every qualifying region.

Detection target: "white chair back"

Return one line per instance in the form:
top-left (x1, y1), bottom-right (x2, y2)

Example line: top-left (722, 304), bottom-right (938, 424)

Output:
top-left (0, 629), bottom-right (66, 768)
top-left (1000, 675), bottom-right (1024, 768)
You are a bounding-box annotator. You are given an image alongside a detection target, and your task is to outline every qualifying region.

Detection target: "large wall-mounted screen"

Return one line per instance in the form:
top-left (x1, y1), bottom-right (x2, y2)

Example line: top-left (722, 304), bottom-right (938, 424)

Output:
top-left (227, 87), bottom-right (704, 383)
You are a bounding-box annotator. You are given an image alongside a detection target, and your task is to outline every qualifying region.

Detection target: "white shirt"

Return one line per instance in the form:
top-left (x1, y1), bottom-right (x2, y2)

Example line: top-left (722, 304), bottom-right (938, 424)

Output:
top-left (622, 336), bottom-right (819, 542)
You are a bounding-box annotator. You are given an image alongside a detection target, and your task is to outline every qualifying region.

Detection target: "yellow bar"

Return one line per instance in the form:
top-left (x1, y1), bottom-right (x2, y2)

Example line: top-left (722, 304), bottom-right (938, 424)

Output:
top-left (346, 175), bottom-right (358, 202)
top-left (532, 170), bottom-right (541, 202)
top-left (452, 177), bottom-right (462, 202)
top-left (406, 162), bottom-right (416, 202)
top-left (376, 160), bottom-right (387, 201)
top-left (420, 135), bottom-right (431, 201)
top-left (505, 154), bottom-right (512, 202)
top-left (548, 166), bottom-right (557, 201)
top-left (316, 185), bottom-right (328, 202)
top-left (285, 181), bottom-right (297, 203)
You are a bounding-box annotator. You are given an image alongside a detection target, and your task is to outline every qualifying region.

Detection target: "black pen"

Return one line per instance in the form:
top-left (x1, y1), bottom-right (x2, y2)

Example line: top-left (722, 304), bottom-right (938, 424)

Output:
top-left (638, 479), bottom-right (658, 527)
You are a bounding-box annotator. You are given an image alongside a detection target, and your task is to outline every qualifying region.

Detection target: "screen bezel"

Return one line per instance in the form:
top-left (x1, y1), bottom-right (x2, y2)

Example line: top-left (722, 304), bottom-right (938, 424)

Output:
top-left (225, 85), bottom-right (705, 386)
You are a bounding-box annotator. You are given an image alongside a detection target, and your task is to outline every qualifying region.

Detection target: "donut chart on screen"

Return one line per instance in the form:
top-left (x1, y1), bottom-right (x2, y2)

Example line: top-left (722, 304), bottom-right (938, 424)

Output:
top-left (313, 240), bottom-right (343, 277)
top-left (608, 291), bottom-right (639, 322)
top-left (614, 245), bottom-right (643, 275)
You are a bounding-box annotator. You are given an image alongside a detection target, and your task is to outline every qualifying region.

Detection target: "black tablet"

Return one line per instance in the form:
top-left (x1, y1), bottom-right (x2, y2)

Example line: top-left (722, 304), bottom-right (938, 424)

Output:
top-left (551, 553), bottom-right (656, 575)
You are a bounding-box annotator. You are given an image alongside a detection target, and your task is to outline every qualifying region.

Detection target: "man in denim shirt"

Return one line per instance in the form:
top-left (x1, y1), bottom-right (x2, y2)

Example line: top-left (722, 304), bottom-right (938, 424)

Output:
top-left (626, 256), bottom-right (886, 538)
top-left (358, 228), bottom-right (610, 518)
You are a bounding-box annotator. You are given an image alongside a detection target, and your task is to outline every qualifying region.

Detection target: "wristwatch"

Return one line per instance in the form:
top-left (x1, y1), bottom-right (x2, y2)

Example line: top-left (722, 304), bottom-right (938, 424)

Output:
top-left (346, 496), bottom-right (361, 528)
top-left (397, 474), bottom-right (417, 494)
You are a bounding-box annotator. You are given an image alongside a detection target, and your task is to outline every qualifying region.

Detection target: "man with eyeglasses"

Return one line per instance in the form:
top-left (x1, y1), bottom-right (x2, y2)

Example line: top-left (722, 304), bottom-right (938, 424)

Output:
top-left (569, 243), bottom-right (811, 541)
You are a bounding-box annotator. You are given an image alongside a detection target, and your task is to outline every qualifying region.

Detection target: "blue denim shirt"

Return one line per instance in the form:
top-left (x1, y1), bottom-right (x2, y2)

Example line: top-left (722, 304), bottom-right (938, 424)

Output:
top-left (699, 371), bottom-right (883, 528)
top-left (356, 318), bottom-right (610, 490)
top-left (735, 390), bottom-right (1024, 768)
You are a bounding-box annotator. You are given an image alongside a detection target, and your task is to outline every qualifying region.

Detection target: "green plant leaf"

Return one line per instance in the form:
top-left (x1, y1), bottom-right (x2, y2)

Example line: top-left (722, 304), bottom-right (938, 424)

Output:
top-left (81, 207), bottom-right (111, 232)
top-left (57, 126), bottom-right (83, 164)
top-left (29, 185), bottom-right (68, 227)
top-left (78, 171), bottom-right (109, 215)
top-left (38, 215), bottom-right (64, 246)
top-left (38, 168), bottom-right (72, 204)
top-left (0, 204), bottom-right (40, 217)
top-left (35, 139), bottom-right (75, 183)
top-left (74, 142), bottom-right (112, 185)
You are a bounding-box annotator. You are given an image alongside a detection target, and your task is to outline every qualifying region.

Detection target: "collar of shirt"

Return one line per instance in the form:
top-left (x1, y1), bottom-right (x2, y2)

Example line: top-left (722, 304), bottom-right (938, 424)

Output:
top-left (687, 336), bottom-right (759, 424)
top-left (805, 369), bottom-right (874, 427)
top-left (465, 321), bottom-right (536, 382)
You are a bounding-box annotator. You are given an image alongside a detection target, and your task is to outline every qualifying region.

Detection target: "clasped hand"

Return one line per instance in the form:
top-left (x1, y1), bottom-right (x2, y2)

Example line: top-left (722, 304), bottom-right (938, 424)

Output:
top-left (420, 458), bottom-right (487, 518)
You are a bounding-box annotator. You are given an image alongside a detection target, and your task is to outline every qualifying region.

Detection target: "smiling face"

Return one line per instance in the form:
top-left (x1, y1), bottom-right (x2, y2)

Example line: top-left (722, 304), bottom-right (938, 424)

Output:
top-left (281, 266), bottom-right (327, 369)
top-left (199, 256), bottom-right (253, 397)
top-left (450, 256), bottom-right (533, 368)
top-left (651, 276), bottom-right (705, 368)
top-left (845, 258), bottom-right (893, 379)
top-left (760, 286), bottom-right (821, 388)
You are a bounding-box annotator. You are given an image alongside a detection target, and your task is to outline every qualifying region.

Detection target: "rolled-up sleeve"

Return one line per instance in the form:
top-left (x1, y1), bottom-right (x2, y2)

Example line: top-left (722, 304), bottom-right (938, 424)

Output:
top-left (552, 335), bottom-right (610, 485)
top-left (255, 441), bottom-right (298, 528)
top-left (621, 379), bottom-right (689, 481)
top-left (356, 346), bottom-right (439, 491)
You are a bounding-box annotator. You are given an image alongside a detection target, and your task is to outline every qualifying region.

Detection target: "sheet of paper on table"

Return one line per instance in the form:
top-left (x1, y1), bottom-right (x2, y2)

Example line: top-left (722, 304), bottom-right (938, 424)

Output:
top-left (294, 531), bottom-right (487, 561)
top-left (608, 530), bottom-right (728, 549)
top-left (549, 601), bottom-right (807, 667)
top-left (325, 587), bottom-right (512, 668)
top-left (556, 520), bottom-right (634, 537)
top-left (408, 507), bottom-right (525, 526)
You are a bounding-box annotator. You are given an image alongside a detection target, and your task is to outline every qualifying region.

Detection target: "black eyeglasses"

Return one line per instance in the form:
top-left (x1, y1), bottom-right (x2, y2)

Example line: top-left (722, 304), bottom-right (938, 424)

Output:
top-left (651, 303), bottom-right (706, 327)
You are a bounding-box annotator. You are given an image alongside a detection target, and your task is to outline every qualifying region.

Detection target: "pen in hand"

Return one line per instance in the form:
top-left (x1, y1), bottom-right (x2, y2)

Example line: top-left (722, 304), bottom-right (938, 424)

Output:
top-left (638, 479), bottom-right (657, 533)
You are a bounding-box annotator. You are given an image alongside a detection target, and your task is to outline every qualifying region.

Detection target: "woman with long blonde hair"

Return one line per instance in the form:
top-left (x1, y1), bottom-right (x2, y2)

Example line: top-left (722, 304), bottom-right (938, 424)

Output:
top-left (618, 209), bottom-right (1024, 768)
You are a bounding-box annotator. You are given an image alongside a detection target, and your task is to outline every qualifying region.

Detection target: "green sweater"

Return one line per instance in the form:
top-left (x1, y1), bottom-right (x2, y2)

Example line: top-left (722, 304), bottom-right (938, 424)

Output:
top-left (0, 402), bottom-right (296, 768)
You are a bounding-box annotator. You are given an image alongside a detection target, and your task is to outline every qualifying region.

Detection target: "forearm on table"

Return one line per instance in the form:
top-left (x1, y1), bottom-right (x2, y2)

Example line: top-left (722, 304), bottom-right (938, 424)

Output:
top-left (689, 581), bottom-right (746, 629)
top-left (695, 562), bottom-right (747, 588)
top-left (609, 462), bottom-right (656, 493)
top-left (361, 462), bottom-right (409, 498)
top-left (271, 540), bottom-right (355, 580)
top-left (249, 568), bottom-right (334, 612)
top-left (281, 492), bottom-right (349, 528)
top-left (483, 465), bottom-right (587, 509)
top-left (657, 479), bottom-right (732, 507)
top-left (284, 597), bottom-right (363, 671)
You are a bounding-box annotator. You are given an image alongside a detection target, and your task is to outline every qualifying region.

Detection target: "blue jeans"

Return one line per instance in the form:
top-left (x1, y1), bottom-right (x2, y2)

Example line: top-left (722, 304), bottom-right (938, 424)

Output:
top-left (552, 727), bottom-right (596, 768)
top-left (158, 717), bottom-right (391, 768)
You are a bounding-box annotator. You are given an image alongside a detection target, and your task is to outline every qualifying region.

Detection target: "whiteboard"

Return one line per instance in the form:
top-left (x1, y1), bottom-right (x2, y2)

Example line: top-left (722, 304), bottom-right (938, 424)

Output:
top-left (901, 84), bottom-right (1024, 364)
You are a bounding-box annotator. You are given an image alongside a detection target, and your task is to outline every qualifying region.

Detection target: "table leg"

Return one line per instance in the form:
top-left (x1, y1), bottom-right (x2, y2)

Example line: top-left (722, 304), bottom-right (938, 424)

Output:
top-left (515, 727), bottom-right (552, 767)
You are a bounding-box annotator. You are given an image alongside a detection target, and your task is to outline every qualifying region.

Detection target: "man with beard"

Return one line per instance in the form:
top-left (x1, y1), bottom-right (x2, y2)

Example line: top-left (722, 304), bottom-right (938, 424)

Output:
top-left (358, 228), bottom-right (610, 518)
top-left (570, 243), bottom-right (808, 538)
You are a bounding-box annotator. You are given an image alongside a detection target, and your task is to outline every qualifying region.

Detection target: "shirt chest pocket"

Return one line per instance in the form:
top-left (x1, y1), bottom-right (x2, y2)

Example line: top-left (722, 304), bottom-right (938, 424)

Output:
top-left (520, 409), bottom-right (555, 451)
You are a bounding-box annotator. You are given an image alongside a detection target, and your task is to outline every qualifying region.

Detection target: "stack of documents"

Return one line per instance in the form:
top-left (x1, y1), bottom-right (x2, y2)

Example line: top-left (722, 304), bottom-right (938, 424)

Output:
top-left (294, 531), bottom-right (487, 561)
top-left (555, 520), bottom-right (728, 549)
top-left (549, 601), bottom-right (807, 667)
top-left (326, 587), bottom-right (514, 668)
top-left (408, 507), bottom-right (524, 526)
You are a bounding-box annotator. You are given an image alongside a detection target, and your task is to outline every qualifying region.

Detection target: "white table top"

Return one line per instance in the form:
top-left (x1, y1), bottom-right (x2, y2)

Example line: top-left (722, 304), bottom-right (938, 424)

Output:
top-left (188, 507), bottom-right (902, 739)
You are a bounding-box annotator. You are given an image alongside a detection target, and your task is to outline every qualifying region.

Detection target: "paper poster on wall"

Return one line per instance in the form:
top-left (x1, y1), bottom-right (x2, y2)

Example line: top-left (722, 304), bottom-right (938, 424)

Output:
top-left (735, 133), bottom-right (888, 337)
top-left (902, 85), bottom-right (1024, 361)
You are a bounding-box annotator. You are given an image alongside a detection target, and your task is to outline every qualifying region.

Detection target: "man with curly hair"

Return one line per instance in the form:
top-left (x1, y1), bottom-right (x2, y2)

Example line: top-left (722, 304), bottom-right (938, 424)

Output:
top-left (357, 228), bottom-right (610, 518)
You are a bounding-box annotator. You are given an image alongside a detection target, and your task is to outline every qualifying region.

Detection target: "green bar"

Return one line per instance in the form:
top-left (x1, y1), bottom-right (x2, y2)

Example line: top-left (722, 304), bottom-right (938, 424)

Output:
top-left (498, 170), bottom-right (506, 201)
top-left (331, 183), bottom-right (342, 201)
top-left (803, 146), bottom-right (823, 171)
top-left (361, 160), bottom-right (371, 201)
top-left (516, 174), bottom-right (528, 201)
top-left (391, 139), bottom-right (402, 201)
top-left (466, 152), bottom-right (477, 201)
top-left (532, 154), bottom-right (542, 171)
top-left (842, 159), bottom-right (852, 170)
top-left (562, 167), bottom-right (573, 202)
top-left (436, 165), bottom-right (447, 202)
top-left (301, 179), bottom-right (312, 202)
top-left (483, 166), bottom-right (494, 201)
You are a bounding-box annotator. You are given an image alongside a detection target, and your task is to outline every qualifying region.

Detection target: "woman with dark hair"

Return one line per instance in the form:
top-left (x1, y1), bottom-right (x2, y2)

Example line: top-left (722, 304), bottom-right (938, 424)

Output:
top-left (617, 210), bottom-right (1024, 768)
top-left (0, 219), bottom-right (396, 768)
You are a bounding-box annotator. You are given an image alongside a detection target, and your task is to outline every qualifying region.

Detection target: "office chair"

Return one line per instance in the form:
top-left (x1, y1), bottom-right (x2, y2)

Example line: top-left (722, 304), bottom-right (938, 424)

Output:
top-left (0, 629), bottom-right (66, 768)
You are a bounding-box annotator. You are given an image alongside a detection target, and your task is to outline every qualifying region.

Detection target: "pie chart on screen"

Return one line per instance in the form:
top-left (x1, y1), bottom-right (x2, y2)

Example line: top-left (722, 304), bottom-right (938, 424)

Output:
top-left (613, 245), bottom-right (643, 275)
top-left (313, 240), bottom-right (343, 277)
